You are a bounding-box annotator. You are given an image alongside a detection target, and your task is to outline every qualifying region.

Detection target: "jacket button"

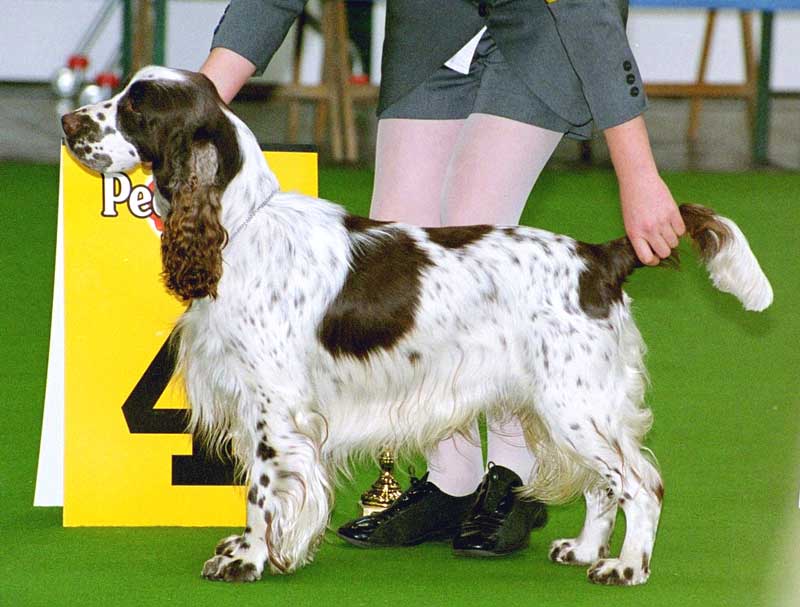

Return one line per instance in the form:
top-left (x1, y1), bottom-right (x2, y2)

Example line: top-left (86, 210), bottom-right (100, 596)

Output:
top-left (626, 73), bottom-right (636, 84)
top-left (630, 86), bottom-right (640, 97)
top-left (478, 2), bottom-right (490, 17)
top-left (623, 60), bottom-right (632, 71)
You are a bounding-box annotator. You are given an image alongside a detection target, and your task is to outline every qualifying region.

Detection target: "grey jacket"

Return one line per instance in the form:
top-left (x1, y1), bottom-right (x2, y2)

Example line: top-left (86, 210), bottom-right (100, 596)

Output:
top-left (212, 0), bottom-right (647, 133)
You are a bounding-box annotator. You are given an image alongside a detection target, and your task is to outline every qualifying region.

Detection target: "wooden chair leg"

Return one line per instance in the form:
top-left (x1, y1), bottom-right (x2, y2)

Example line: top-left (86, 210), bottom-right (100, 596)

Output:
top-left (321, 1), bottom-right (343, 161)
top-left (334, 1), bottom-right (359, 163)
top-left (688, 9), bottom-right (717, 141)
top-left (287, 102), bottom-right (301, 143)
top-left (315, 101), bottom-right (329, 145)
top-left (741, 11), bottom-right (757, 136)
top-left (286, 12), bottom-right (306, 144)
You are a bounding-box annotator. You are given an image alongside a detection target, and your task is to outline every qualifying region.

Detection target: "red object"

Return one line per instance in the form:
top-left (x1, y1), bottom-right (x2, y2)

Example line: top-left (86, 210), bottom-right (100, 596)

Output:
top-left (146, 180), bottom-right (164, 234)
top-left (96, 72), bottom-right (120, 89)
top-left (68, 55), bottom-right (89, 70)
top-left (349, 73), bottom-right (370, 86)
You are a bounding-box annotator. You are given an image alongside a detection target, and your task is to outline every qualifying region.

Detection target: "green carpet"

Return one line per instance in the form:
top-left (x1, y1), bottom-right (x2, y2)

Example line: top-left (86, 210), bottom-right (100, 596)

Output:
top-left (1, 162), bottom-right (798, 606)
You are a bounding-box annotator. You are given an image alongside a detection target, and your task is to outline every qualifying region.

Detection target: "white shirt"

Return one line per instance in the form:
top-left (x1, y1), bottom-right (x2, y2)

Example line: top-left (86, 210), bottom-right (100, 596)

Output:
top-left (444, 26), bottom-right (487, 74)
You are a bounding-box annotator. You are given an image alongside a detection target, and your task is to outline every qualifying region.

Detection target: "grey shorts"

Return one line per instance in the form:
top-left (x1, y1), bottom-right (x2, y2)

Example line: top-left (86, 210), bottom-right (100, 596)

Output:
top-left (379, 32), bottom-right (591, 140)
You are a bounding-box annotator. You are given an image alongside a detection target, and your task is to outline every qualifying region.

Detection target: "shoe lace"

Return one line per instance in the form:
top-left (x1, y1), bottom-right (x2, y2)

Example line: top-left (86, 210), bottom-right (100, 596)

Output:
top-left (372, 468), bottom-right (427, 519)
top-left (460, 464), bottom-right (516, 534)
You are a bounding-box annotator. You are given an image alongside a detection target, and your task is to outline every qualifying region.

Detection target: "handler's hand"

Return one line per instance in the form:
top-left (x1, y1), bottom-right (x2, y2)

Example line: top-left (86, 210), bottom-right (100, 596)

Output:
top-left (620, 174), bottom-right (685, 266)
top-left (604, 116), bottom-right (686, 266)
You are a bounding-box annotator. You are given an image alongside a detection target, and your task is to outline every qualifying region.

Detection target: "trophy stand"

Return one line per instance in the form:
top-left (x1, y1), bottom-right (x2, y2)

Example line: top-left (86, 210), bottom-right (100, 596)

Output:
top-left (359, 449), bottom-right (403, 516)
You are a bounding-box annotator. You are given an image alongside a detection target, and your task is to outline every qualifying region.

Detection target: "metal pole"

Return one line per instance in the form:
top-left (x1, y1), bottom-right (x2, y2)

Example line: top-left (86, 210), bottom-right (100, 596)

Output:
top-left (121, 0), bottom-right (133, 81)
top-left (153, 0), bottom-right (167, 66)
top-left (754, 11), bottom-right (773, 165)
top-left (74, 0), bottom-right (120, 55)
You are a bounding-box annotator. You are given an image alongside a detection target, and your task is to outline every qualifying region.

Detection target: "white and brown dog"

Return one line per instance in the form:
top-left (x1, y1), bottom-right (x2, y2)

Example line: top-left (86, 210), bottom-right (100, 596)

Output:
top-left (61, 66), bottom-right (772, 585)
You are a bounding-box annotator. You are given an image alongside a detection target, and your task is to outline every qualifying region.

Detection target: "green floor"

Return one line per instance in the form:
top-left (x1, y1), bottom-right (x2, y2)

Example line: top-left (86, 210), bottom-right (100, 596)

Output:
top-left (1, 163), bottom-right (798, 606)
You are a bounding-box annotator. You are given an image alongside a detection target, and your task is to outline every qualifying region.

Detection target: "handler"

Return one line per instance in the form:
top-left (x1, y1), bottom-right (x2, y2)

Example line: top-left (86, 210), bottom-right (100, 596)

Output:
top-left (200, 0), bottom-right (685, 557)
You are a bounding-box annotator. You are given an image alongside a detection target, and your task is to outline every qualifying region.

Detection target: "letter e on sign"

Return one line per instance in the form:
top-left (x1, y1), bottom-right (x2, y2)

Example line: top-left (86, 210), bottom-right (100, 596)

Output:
top-left (128, 185), bottom-right (154, 218)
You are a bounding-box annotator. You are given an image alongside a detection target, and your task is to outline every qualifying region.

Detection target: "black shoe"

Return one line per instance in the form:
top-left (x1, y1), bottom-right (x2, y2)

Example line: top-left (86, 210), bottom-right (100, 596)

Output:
top-left (452, 463), bottom-right (548, 557)
top-left (337, 473), bottom-right (478, 547)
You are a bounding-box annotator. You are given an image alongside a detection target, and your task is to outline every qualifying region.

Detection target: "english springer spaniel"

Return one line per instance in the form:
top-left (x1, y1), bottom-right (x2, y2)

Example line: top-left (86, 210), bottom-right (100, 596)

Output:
top-left (61, 66), bottom-right (773, 585)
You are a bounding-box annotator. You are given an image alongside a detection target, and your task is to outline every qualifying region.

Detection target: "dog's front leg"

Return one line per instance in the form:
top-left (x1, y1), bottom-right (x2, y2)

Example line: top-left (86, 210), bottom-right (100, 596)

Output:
top-left (201, 475), bottom-right (272, 582)
top-left (202, 404), bottom-right (331, 581)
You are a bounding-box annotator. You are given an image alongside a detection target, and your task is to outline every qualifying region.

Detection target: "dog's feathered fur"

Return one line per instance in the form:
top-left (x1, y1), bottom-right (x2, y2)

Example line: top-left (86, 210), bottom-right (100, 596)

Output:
top-left (61, 66), bottom-right (773, 585)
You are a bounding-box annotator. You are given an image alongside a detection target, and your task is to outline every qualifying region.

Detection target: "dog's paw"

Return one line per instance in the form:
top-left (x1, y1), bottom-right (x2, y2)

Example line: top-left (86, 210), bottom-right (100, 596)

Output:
top-left (202, 554), bottom-right (262, 583)
top-left (203, 534), bottom-right (266, 582)
top-left (549, 538), bottom-right (609, 566)
top-left (214, 534), bottom-right (249, 557)
top-left (587, 558), bottom-right (649, 586)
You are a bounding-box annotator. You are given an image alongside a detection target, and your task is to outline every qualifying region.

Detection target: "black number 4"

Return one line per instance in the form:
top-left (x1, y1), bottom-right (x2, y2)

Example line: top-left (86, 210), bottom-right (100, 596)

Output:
top-left (121, 331), bottom-right (237, 486)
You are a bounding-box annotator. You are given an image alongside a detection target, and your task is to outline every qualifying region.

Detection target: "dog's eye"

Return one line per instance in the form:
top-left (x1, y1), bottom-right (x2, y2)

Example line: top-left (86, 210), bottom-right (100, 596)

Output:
top-left (129, 81), bottom-right (147, 106)
top-left (119, 93), bottom-right (139, 116)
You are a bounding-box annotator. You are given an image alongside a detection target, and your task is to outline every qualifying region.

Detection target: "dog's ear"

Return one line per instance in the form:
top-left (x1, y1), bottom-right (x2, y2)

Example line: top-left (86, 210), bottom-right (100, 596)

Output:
top-left (160, 138), bottom-right (228, 301)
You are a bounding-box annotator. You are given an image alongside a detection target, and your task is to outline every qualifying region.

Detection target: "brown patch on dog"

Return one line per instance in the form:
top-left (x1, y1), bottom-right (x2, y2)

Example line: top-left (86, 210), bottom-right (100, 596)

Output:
top-left (257, 442), bottom-right (276, 460)
top-left (111, 74), bottom-right (244, 300)
top-left (319, 230), bottom-right (433, 359)
top-left (424, 225), bottom-right (493, 249)
top-left (62, 111), bottom-right (103, 144)
top-left (160, 164), bottom-right (227, 300)
top-left (501, 227), bottom-right (526, 243)
top-left (679, 204), bottom-right (732, 261)
top-left (247, 486), bottom-right (258, 505)
top-left (344, 214), bottom-right (388, 233)
top-left (577, 236), bottom-right (680, 319)
top-left (576, 238), bottom-right (642, 319)
top-left (222, 558), bottom-right (258, 582)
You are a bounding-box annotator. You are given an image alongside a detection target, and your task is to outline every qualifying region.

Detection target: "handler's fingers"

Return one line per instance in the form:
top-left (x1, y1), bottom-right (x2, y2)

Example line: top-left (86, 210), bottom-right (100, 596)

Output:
top-left (662, 227), bottom-right (680, 250)
top-left (648, 232), bottom-right (673, 261)
top-left (632, 236), bottom-right (658, 266)
top-left (671, 211), bottom-right (686, 237)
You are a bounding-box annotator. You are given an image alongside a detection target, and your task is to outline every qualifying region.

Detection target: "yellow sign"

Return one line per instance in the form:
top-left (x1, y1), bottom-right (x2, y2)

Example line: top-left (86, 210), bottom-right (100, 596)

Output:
top-left (62, 145), bottom-right (318, 526)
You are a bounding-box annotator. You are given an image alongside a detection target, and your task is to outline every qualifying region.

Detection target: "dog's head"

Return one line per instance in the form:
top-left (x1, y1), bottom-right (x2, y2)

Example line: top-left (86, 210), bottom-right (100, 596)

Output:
top-left (61, 66), bottom-right (244, 301)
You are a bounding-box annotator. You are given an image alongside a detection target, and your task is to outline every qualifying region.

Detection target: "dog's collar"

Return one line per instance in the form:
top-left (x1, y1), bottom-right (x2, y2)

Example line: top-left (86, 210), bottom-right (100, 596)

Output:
top-left (228, 191), bottom-right (276, 244)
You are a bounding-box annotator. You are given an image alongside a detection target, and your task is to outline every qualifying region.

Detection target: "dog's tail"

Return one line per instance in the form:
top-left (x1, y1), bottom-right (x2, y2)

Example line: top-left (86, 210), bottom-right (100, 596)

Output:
top-left (677, 204), bottom-right (772, 311)
top-left (585, 204), bottom-right (772, 313)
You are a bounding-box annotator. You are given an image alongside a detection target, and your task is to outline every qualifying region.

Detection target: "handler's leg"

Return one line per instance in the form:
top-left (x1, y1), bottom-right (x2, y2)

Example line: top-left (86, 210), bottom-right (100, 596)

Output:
top-left (337, 118), bottom-right (487, 548)
top-left (441, 112), bottom-right (562, 226)
top-left (442, 110), bottom-right (562, 483)
top-left (371, 117), bottom-right (487, 496)
top-left (370, 118), bottom-right (464, 226)
top-left (444, 113), bottom-right (560, 556)
top-left (442, 112), bottom-right (562, 482)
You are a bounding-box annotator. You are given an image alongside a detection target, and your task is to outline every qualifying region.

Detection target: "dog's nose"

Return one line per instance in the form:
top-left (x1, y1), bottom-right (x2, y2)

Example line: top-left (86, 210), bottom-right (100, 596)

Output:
top-left (61, 112), bottom-right (82, 138)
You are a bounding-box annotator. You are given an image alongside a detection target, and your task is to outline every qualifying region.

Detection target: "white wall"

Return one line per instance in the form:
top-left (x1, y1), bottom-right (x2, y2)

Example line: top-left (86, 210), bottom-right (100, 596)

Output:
top-left (1, 2), bottom-right (798, 91)
top-left (628, 8), bottom-right (800, 91)
top-left (0, 0), bottom-right (296, 83)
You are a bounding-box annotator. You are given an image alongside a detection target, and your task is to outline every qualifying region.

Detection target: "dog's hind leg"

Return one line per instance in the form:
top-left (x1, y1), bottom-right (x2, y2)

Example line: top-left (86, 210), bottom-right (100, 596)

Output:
top-left (549, 486), bottom-right (617, 566)
top-left (535, 385), bottom-right (662, 586)
top-left (584, 441), bottom-right (662, 587)
top-left (202, 399), bottom-right (332, 581)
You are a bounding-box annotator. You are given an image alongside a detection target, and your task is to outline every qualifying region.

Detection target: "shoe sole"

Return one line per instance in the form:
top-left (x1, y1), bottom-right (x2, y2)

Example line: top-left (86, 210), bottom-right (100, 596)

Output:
top-left (337, 528), bottom-right (458, 549)
top-left (452, 535), bottom-right (531, 558)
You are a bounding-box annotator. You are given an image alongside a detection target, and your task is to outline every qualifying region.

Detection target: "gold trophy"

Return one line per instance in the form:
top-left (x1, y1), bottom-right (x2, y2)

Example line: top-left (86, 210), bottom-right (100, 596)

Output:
top-left (359, 449), bottom-right (403, 515)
